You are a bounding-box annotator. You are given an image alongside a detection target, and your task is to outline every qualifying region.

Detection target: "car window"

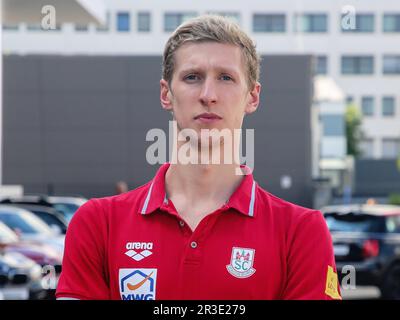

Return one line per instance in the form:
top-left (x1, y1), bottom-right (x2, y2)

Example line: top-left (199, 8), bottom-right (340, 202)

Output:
top-left (325, 213), bottom-right (386, 233)
top-left (0, 222), bottom-right (18, 243)
top-left (53, 203), bottom-right (80, 222)
top-left (385, 216), bottom-right (400, 233)
top-left (0, 212), bottom-right (53, 235)
top-left (34, 212), bottom-right (67, 233)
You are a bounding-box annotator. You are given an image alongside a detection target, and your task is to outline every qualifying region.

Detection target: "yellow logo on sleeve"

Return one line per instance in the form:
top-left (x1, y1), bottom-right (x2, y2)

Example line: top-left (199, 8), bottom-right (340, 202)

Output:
top-left (325, 266), bottom-right (342, 300)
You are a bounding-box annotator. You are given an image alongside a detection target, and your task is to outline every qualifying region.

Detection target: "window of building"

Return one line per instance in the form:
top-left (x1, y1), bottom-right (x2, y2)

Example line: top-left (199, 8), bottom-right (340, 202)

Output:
top-left (138, 12), bottom-right (151, 32)
top-left (382, 139), bottom-right (400, 159)
top-left (382, 96), bottom-right (396, 116)
top-left (295, 14), bottom-right (328, 32)
top-left (164, 13), bottom-right (197, 32)
top-left (321, 115), bottom-right (345, 136)
top-left (360, 139), bottom-right (374, 158)
top-left (346, 96), bottom-right (354, 105)
top-left (75, 24), bottom-right (89, 32)
top-left (341, 14), bottom-right (374, 32)
top-left (383, 55), bottom-right (400, 74)
top-left (383, 14), bottom-right (400, 32)
top-left (2, 24), bottom-right (19, 31)
top-left (27, 24), bottom-right (61, 31)
top-left (361, 96), bottom-right (375, 116)
top-left (341, 56), bottom-right (374, 74)
top-left (315, 56), bottom-right (328, 74)
top-left (117, 12), bottom-right (130, 32)
top-left (253, 14), bottom-right (285, 32)
top-left (96, 11), bottom-right (110, 32)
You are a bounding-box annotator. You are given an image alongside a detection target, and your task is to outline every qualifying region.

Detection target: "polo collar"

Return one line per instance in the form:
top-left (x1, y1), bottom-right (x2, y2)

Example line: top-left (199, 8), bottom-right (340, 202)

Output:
top-left (139, 163), bottom-right (257, 218)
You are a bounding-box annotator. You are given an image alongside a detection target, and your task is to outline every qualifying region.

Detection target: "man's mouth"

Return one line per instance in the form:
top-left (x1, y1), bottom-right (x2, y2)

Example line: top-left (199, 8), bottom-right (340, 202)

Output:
top-left (194, 113), bottom-right (222, 123)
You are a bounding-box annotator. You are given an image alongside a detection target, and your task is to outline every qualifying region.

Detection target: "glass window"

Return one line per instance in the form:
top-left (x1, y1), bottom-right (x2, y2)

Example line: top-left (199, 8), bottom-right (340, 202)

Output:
top-left (253, 14), bottom-right (285, 32)
top-left (341, 56), bottom-right (374, 74)
top-left (382, 97), bottom-right (395, 116)
top-left (341, 14), bottom-right (374, 32)
top-left (383, 55), bottom-right (400, 74)
top-left (117, 12), bottom-right (130, 32)
top-left (96, 11), bottom-right (110, 32)
top-left (75, 24), bottom-right (89, 32)
top-left (324, 213), bottom-right (386, 233)
top-left (383, 14), bottom-right (400, 32)
top-left (138, 12), bottom-right (151, 32)
top-left (316, 56), bottom-right (328, 74)
top-left (295, 14), bottom-right (328, 32)
top-left (382, 139), bottom-right (400, 159)
top-left (346, 96), bottom-right (354, 105)
top-left (360, 139), bottom-right (374, 158)
top-left (2, 24), bottom-right (19, 31)
top-left (361, 96), bottom-right (374, 116)
top-left (0, 212), bottom-right (53, 235)
top-left (164, 13), bottom-right (197, 32)
top-left (386, 216), bottom-right (400, 233)
top-left (321, 115), bottom-right (345, 136)
top-left (27, 24), bottom-right (61, 31)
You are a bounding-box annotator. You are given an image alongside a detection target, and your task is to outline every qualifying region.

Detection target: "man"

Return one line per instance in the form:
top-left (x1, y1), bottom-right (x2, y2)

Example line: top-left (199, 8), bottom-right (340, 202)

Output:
top-left (56, 15), bottom-right (341, 300)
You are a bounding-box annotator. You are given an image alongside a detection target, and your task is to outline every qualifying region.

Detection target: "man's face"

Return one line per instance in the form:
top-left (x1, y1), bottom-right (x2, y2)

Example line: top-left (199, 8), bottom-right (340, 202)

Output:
top-left (160, 42), bottom-right (260, 137)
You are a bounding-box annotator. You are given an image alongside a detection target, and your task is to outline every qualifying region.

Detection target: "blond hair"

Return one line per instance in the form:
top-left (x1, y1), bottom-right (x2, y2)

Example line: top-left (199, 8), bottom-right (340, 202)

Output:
top-left (162, 15), bottom-right (261, 90)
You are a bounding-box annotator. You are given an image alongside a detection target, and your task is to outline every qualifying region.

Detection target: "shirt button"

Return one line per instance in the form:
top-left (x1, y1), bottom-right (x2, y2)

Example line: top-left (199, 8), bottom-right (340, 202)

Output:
top-left (190, 241), bottom-right (198, 249)
top-left (179, 220), bottom-right (185, 227)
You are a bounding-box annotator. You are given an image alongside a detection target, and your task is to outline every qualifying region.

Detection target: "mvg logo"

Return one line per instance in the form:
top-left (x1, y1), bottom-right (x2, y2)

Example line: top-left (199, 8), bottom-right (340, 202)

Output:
top-left (119, 268), bottom-right (157, 300)
top-left (125, 242), bottom-right (153, 261)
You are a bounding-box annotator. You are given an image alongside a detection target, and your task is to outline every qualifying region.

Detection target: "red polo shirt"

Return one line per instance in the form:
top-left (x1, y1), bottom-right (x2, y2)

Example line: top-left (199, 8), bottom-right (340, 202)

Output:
top-left (56, 163), bottom-right (341, 300)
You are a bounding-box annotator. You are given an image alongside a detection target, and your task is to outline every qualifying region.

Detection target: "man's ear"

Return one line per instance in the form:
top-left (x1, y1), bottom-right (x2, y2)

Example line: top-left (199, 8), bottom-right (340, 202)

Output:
top-left (244, 82), bottom-right (261, 115)
top-left (160, 79), bottom-right (173, 111)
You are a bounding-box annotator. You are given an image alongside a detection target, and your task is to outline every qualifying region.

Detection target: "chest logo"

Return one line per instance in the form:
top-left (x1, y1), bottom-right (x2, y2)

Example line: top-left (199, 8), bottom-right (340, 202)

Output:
top-left (119, 268), bottom-right (157, 300)
top-left (226, 247), bottom-right (256, 278)
top-left (125, 242), bottom-right (153, 261)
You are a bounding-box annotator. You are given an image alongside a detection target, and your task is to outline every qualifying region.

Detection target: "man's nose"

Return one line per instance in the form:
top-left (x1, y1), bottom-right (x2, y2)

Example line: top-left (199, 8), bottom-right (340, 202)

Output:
top-left (199, 78), bottom-right (218, 106)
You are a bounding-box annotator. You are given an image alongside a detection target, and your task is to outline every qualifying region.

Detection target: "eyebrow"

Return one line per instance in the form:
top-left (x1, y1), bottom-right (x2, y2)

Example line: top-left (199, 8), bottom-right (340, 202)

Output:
top-left (178, 66), bottom-right (241, 77)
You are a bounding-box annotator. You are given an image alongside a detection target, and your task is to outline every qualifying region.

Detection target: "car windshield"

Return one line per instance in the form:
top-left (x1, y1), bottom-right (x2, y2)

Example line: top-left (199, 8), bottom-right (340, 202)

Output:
top-left (0, 211), bottom-right (54, 235)
top-left (53, 203), bottom-right (80, 222)
top-left (325, 212), bottom-right (386, 233)
top-left (0, 222), bottom-right (18, 243)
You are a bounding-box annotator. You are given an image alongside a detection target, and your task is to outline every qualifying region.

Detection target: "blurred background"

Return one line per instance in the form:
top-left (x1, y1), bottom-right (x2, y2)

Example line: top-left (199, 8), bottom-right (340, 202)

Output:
top-left (0, 0), bottom-right (399, 300)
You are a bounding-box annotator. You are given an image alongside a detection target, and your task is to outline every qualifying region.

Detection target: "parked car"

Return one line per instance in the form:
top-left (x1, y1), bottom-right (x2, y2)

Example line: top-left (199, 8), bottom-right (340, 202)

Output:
top-left (321, 204), bottom-right (400, 299)
top-left (4, 204), bottom-right (68, 235)
top-left (0, 221), bottom-right (62, 271)
top-left (0, 251), bottom-right (44, 300)
top-left (0, 195), bottom-right (87, 224)
top-left (0, 205), bottom-right (65, 257)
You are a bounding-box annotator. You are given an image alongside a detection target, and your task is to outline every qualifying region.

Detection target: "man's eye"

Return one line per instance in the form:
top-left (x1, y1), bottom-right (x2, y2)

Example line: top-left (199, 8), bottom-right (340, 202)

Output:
top-left (184, 74), bottom-right (199, 81)
top-left (220, 75), bottom-right (233, 81)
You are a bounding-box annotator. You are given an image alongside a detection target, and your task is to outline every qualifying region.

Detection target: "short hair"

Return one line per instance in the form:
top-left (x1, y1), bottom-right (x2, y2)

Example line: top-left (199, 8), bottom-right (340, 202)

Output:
top-left (162, 15), bottom-right (261, 90)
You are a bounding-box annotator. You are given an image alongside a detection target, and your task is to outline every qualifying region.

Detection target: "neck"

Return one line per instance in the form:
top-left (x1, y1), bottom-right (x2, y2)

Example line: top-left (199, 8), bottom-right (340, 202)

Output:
top-left (166, 139), bottom-right (243, 205)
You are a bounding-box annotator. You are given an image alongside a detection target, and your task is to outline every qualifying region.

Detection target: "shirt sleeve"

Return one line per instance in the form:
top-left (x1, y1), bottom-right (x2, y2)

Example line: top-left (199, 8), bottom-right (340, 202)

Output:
top-left (56, 199), bottom-right (110, 300)
top-left (281, 210), bottom-right (342, 300)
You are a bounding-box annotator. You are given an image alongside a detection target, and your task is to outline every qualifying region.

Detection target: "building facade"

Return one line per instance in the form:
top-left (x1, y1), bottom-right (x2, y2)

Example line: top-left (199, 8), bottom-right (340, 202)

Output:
top-left (3, 0), bottom-right (400, 160)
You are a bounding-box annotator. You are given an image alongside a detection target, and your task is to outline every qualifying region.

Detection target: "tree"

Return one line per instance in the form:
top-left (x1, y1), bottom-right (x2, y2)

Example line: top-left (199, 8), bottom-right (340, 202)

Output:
top-left (345, 103), bottom-right (363, 157)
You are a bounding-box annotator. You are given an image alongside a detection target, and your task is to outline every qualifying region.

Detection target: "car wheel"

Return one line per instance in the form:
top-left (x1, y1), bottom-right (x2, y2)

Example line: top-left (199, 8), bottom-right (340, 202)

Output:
top-left (381, 264), bottom-right (400, 300)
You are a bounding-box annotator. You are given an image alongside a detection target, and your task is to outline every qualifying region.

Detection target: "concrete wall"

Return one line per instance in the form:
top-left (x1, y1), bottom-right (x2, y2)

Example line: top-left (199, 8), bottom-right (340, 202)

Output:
top-left (3, 54), bottom-right (314, 207)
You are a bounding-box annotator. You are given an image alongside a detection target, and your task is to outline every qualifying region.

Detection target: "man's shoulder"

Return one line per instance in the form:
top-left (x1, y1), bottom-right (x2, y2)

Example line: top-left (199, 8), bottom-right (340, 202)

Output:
top-left (255, 183), bottom-right (322, 223)
top-left (71, 181), bottom-right (152, 223)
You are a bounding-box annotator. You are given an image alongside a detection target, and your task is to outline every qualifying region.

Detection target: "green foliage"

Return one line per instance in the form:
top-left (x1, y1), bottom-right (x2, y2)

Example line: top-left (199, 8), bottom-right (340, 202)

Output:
top-left (345, 104), bottom-right (363, 157)
top-left (388, 193), bottom-right (400, 205)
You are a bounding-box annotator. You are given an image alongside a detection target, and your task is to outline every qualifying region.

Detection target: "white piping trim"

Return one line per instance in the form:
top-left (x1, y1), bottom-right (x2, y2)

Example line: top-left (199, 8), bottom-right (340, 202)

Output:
top-left (141, 181), bottom-right (154, 214)
top-left (248, 181), bottom-right (256, 217)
